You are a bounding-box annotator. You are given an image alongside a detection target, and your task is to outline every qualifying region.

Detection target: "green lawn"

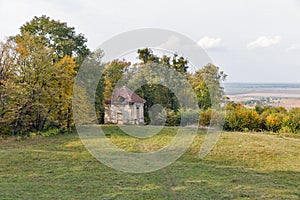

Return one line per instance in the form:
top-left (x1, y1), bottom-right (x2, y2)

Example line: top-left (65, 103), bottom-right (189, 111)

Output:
top-left (0, 126), bottom-right (299, 199)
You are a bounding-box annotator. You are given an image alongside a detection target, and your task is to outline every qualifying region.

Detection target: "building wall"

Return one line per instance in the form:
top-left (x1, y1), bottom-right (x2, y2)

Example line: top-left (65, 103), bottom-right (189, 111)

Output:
top-left (104, 103), bottom-right (144, 125)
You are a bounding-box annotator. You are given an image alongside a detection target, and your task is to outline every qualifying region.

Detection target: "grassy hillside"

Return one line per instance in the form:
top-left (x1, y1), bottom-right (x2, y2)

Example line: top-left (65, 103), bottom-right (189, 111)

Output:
top-left (0, 126), bottom-right (299, 199)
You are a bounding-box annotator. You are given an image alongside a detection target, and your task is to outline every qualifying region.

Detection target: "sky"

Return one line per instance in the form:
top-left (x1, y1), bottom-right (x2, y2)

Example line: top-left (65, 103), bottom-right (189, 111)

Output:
top-left (0, 0), bottom-right (300, 83)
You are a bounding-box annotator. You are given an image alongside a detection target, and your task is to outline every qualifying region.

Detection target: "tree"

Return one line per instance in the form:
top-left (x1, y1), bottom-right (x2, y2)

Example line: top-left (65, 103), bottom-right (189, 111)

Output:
top-left (137, 48), bottom-right (159, 64)
top-left (11, 33), bottom-right (58, 134)
top-left (19, 15), bottom-right (90, 65)
top-left (133, 49), bottom-right (192, 123)
top-left (9, 16), bottom-right (90, 133)
top-left (0, 40), bottom-right (19, 135)
top-left (103, 60), bottom-right (131, 100)
top-left (79, 49), bottom-right (105, 124)
top-left (126, 48), bottom-right (226, 125)
top-left (0, 16), bottom-right (94, 135)
top-left (1, 31), bottom-right (78, 135)
top-left (171, 54), bottom-right (188, 74)
top-left (52, 56), bottom-right (77, 130)
top-left (189, 63), bottom-right (227, 109)
top-left (137, 48), bottom-right (189, 73)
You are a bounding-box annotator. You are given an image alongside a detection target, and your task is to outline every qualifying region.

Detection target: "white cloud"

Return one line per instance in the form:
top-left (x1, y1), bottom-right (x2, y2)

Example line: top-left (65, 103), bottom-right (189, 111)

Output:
top-left (247, 36), bottom-right (281, 48)
top-left (197, 36), bottom-right (223, 49)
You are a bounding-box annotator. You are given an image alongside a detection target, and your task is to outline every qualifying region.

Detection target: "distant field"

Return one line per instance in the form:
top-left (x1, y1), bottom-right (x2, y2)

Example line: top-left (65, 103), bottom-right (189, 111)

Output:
top-left (0, 126), bottom-right (299, 199)
top-left (227, 93), bottom-right (300, 108)
top-left (224, 83), bottom-right (300, 108)
top-left (224, 83), bottom-right (300, 95)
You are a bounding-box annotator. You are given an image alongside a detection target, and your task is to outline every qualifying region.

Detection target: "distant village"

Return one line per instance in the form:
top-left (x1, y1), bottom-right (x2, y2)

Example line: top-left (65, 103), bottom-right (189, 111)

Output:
top-left (228, 95), bottom-right (300, 109)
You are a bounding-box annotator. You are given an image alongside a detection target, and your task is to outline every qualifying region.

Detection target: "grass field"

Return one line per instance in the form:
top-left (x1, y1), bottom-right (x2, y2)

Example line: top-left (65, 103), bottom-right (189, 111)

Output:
top-left (0, 126), bottom-right (299, 199)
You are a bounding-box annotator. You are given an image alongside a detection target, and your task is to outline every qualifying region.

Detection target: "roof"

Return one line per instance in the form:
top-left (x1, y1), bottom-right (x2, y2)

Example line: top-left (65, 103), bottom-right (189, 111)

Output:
top-left (108, 86), bottom-right (146, 104)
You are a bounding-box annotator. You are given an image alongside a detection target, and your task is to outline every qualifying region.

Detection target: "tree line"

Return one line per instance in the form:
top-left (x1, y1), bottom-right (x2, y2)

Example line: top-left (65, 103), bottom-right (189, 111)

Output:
top-left (103, 48), bottom-right (226, 125)
top-left (1, 15), bottom-right (298, 137)
top-left (0, 16), bottom-right (226, 136)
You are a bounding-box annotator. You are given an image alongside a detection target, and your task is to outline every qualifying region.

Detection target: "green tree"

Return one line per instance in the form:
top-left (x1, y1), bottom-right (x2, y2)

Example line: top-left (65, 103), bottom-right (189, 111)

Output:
top-left (19, 15), bottom-right (90, 65)
top-left (171, 54), bottom-right (188, 74)
top-left (189, 63), bottom-right (227, 109)
top-left (11, 33), bottom-right (58, 134)
top-left (0, 16), bottom-right (95, 136)
top-left (137, 48), bottom-right (159, 64)
top-left (79, 49), bottom-right (105, 124)
top-left (134, 48), bottom-right (190, 123)
top-left (0, 40), bottom-right (19, 135)
top-left (52, 56), bottom-right (77, 130)
top-left (103, 60), bottom-right (131, 100)
top-left (1, 32), bottom-right (78, 135)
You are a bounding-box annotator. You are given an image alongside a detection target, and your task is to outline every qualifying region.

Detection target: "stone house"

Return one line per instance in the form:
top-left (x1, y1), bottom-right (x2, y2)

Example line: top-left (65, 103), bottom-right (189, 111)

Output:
top-left (104, 86), bottom-right (146, 125)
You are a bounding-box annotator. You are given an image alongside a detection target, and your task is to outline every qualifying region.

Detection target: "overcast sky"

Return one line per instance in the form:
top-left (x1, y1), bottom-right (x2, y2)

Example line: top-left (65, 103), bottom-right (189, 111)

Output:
top-left (1, 0), bottom-right (300, 83)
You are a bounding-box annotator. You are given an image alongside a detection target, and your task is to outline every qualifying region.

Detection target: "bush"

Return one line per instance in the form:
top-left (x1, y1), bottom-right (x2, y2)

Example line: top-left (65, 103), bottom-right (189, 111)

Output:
top-left (279, 126), bottom-right (293, 134)
top-left (199, 110), bottom-right (211, 126)
top-left (284, 108), bottom-right (300, 134)
top-left (165, 110), bottom-right (180, 126)
top-left (179, 109), bottom-right (199, 126)
top-left (199, 109), bottom-right (224, 127)
top-left (165, 109), bottom-right (199, 126)
top-left (224, 106), bottom-right (262, 132)
top-left (265, 113), bottom-right (283, 132)
top-left (29, 128), bottom-right (67, 137)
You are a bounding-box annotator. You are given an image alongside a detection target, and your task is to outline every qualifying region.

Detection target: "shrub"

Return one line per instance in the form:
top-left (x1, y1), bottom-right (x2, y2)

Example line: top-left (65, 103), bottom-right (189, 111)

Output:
top-left (279, 126), bottom-right (293, 134)
top-left (177, 109), bottom-right (200, 125)
top-left (265, 113), bottom-right (283, 132)
top-left (199, 109), bottom-right (224, 127)
top-left (199, 109), bottom-right (212, 126)
top-left (165, 109), bottom-right (199, 126)
top-left (29, 128), bottom-right (66, 137)
top-left (224, 106), bottom-right (262, 132)
top-left (179, 109), bottom-right (199, 126)
top-left (165, 110), bottom-right (180, 126)
top-left (284, 108), bottom-right (300, 134)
